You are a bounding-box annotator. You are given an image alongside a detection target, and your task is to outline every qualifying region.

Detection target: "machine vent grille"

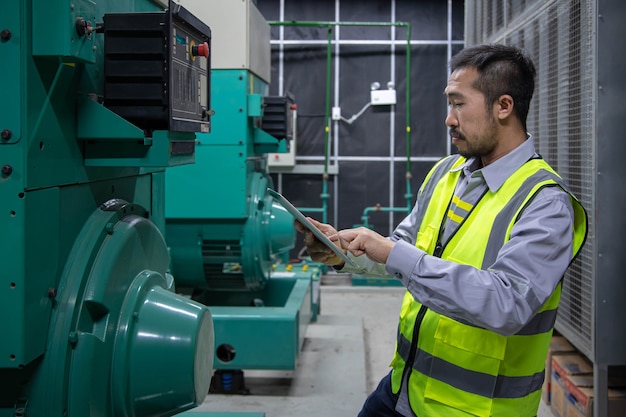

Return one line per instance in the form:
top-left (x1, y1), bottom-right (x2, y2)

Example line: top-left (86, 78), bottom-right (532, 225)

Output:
top-left (261, 95), bottom-right (294, 140)
top-left (202, 239), bottom-right (242, 259)
top-left (201, 239), bottom-right (246, 289)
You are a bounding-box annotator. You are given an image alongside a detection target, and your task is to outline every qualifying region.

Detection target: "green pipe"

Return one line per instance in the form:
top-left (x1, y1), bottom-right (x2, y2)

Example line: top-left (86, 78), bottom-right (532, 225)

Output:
top-left (268, 20), bottom-right (414, 223)
top-left (299, 208), bottom-right (325, 214)
top-left (321, 181), bottom-right (329, 223)
top-left (360, 206), bottom-right (409, 229)
top-left (324, 26), bottom-right (332, 175)
top-left (405, 24), bottom-right (413, 212)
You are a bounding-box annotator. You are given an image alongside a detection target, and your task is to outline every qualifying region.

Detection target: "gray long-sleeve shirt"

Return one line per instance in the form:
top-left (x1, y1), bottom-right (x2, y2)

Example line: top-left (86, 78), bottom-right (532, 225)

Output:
top-left (342, 137), bottom-right (575, 336)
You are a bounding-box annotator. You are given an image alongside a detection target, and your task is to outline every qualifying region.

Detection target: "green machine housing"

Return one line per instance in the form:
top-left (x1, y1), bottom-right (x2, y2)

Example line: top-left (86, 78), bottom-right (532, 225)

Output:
top-left (0, 1), bottom-right (219, 416)
top-left (165, 0), bottom-right (320, 377)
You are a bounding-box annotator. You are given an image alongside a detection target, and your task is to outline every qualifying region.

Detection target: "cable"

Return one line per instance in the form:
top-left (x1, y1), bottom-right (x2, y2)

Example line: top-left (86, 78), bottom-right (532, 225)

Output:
top-left (340, 101), bottom-right (372, 124)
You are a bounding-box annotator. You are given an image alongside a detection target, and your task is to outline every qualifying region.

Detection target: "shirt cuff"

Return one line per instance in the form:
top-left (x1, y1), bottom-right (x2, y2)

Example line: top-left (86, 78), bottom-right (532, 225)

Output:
top-left (385, 240), bottom-right (425, 285)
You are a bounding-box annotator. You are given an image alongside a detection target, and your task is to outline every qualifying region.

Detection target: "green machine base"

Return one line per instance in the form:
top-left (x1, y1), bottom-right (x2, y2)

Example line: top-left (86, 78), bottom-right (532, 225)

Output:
top-left (194, 263), bottom-right (321, 374)
top-left (351, 274), bottom-right (403, 287)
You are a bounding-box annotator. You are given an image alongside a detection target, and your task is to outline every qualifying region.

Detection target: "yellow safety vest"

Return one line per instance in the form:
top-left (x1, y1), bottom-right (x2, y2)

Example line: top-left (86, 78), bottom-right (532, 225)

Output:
top-left (390, 155), bottom-right (587, 417)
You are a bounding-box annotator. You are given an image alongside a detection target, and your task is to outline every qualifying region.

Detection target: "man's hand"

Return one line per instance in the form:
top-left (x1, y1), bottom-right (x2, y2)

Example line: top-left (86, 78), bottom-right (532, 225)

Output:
top-left (294, 218), bottom-right (346, 267)
top-left (337, 227), bottom-right (395, 264)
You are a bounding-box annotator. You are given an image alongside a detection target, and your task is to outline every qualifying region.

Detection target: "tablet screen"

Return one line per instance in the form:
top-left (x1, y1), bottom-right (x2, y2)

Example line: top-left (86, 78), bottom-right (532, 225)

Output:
top-left (268, 189), bottom-right (356, 267)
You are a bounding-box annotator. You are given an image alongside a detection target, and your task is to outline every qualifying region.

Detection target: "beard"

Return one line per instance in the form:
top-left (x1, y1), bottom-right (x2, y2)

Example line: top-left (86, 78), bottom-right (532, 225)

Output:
top-left (451, 117), bottom-right (499, 158)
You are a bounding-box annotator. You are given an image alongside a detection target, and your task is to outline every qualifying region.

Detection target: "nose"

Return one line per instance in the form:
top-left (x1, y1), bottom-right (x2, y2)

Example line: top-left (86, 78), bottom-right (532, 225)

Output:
top-left (445, 107), bottom-right (457, 128)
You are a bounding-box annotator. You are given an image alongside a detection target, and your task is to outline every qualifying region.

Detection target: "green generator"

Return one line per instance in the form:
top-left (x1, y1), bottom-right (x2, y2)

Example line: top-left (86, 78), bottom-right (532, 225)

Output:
top-left (164, 0), bottom-right (319, 383)
top-left (0, 0), bottom-right (218, 415)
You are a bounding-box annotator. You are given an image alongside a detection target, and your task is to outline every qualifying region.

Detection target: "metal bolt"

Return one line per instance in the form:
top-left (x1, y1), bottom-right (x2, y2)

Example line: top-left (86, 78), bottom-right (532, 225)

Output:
top-left (48, 288), bottom-right (57, 299)
top-left (1, 165), bottom-right (12, 176)
top-left (1, 129), bottom-right (12, 140)
top-left (0, 29), bottom-right (11, 41)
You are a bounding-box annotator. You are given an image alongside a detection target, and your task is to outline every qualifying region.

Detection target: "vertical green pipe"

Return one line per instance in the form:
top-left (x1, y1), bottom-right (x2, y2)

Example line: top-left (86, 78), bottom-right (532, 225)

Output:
top-left (324, 26), bottom-right (332, 176)
top-left (321, 25), bottom-right (333, 223)
top-left (321, 181), bottom-right (328, 224)
top-left (405, 24), bottom-right (413, 211)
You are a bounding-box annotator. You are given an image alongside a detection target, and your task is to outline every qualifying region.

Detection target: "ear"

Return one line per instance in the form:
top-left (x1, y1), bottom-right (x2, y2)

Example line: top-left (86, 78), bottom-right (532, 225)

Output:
top-left (495, 94), bottom-right (514, 120)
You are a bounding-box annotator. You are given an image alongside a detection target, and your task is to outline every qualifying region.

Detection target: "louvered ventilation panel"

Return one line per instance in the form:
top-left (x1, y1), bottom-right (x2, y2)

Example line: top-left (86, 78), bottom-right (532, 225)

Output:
top-left (464, 0), bottom-right (595, 359)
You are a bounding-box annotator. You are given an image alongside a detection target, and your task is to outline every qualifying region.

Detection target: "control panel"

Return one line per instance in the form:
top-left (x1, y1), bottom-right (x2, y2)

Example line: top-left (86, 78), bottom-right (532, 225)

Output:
top-left (103, 2), bottom-right (211, 134)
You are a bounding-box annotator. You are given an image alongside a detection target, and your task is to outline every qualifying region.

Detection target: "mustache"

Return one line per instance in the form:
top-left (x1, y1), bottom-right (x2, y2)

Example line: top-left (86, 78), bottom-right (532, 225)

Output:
top-left (449, 129), bottom-right (465, 140)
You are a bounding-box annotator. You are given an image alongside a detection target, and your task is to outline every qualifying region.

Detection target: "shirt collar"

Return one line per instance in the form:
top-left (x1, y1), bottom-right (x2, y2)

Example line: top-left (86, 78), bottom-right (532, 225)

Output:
top-left (451, 134), bottom-right (538, 193)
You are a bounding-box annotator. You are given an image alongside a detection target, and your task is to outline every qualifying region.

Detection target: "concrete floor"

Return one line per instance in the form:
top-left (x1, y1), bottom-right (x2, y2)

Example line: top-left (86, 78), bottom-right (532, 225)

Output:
top-left (188, 282), bottom-right (555, 417)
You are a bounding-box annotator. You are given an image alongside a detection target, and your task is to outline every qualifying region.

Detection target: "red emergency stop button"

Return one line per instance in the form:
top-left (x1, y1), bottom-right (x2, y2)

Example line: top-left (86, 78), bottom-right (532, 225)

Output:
top-left (192, 42), bottom-right (209, 58)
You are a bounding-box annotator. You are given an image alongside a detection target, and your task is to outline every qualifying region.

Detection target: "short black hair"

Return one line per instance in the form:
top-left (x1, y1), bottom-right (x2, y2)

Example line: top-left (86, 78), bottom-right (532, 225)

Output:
top-left (450, 44), bottom-right (536, 131)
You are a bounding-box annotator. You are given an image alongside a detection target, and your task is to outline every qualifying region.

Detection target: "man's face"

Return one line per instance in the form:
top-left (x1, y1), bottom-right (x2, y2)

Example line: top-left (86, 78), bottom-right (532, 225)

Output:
top-left (444, 67), bottom-right (499, 159)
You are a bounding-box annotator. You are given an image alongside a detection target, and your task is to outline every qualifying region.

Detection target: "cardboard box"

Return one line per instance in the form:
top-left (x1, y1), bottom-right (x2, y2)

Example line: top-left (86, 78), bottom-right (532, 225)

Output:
top-left (550, 354), bottom-right (593, 417)
top-left (543, 335), bottom-right (576, 405)
top-left (564, 375), bottom-right (626, 417)
top-left (551, 353), bottom-right (626, 417)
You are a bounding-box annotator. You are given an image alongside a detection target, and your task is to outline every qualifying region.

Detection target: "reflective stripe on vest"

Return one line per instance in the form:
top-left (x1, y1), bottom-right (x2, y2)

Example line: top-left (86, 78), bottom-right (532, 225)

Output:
top-left (390, 155), bottom-right (588, 417)
top-left (396, 332), bottom-right (545, 399)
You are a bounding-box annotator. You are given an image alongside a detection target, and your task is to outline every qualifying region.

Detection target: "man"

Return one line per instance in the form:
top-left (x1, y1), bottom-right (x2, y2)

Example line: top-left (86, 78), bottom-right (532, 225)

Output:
top-left (297, 44), bottom-right (587, 417)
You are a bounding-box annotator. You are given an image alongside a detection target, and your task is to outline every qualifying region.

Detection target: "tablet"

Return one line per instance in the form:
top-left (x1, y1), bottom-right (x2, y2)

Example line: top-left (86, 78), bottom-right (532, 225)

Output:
top-left (268, 188), bottom-right (356, 267)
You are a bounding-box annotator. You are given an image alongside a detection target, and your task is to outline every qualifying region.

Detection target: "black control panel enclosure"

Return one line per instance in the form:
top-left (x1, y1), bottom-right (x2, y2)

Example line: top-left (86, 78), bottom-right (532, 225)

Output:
top-left (103, 2), bottom-right (211, 134)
